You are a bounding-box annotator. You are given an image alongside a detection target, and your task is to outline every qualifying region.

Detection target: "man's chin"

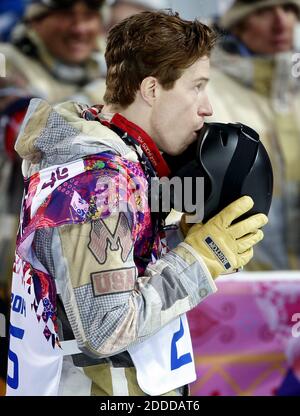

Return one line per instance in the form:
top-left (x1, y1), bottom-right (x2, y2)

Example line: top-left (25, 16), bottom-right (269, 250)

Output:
top-left (172, 143), bottom-right (192, 156)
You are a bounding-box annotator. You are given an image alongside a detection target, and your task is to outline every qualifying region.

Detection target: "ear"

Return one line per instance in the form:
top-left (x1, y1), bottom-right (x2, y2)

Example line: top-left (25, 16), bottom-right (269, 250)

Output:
top-left (140, 76), bottom-right (159, 106)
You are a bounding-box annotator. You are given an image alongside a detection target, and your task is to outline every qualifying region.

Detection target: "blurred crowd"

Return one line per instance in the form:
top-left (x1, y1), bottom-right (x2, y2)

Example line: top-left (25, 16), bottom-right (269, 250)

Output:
top-left (1, 0), bottom-right (300, 394)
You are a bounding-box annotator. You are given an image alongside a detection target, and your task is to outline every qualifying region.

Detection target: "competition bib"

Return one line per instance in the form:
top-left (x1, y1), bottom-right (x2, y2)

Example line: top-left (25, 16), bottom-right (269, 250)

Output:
top-left (128, 314), bottom-right (196, 395)
top-left (6, 159), bottom-right (87, 396)
top-left (6, 255), bottom-right (63, 396)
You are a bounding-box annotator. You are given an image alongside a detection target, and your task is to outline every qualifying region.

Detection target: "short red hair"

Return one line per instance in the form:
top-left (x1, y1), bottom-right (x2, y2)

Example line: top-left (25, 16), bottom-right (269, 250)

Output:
top-left (104, 10), bottom-right (217, 107)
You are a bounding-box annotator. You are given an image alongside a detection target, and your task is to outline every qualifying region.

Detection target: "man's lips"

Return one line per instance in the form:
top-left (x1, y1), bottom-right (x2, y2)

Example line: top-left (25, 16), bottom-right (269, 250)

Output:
top-left (65, 38), bottom-right (90, 50)
top-left (271, 36), bottom-right (290, 45)
top-left (194, 123), bottom-right (204, 134)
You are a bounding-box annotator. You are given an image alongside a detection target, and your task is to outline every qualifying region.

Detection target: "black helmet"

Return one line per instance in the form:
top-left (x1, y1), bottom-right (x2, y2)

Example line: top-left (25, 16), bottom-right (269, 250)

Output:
top-left (163, 122), bottom-right (273, 223)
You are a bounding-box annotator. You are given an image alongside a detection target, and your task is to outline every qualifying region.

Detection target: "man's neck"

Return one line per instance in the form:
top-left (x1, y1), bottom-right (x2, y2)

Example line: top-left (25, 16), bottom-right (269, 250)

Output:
top-left (99, 104), bottom-right (170, 177)
top-left (102, 97), bottom-right (153, 140)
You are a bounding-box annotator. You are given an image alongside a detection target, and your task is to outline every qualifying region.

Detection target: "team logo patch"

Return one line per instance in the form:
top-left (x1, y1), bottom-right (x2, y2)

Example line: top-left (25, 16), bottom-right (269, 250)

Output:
top-left (204, 236), bottom-right (231, 270)
top-left (88, 213), bottom-right (133, 264)
top-left (91, 267), bottom-right (136, 296)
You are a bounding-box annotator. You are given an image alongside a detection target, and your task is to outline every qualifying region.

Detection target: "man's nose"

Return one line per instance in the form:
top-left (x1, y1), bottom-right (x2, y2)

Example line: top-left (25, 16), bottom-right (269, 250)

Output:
top-left (198, 94), bottom-right (213, 117)
top-left (70, 19), bottom-right (89, 34)
top-left (273, 6), bottom-right (291, 29)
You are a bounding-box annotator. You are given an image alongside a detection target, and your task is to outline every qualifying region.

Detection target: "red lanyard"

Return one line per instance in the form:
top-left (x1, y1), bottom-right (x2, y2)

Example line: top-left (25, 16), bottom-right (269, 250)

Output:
top-left (109, 112), bottom-right (171, 178)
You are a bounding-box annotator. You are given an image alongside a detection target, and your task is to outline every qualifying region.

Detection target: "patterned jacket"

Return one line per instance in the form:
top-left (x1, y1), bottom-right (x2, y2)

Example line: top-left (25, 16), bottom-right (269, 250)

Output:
top-left (6, 99), bottom-right (217, 396)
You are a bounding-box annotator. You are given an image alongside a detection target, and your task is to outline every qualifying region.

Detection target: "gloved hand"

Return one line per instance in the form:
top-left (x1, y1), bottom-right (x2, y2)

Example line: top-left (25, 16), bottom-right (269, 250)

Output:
top-left (183, 196), bottom-right (268, 278)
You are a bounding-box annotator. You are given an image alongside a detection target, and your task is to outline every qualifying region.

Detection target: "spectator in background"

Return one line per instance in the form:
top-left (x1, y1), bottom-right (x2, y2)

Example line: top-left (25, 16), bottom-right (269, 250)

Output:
top-left (0, 0), bottom-right (107, 108)
top-left (105, 0), bottom-right (170, 30)
top-left (0, 0), bottom-right (26, 42)
top-left (206, 0), bottom-right (300, 270)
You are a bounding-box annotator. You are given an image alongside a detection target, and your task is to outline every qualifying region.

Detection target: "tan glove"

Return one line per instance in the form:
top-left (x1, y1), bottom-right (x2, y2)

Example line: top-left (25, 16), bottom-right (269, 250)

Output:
top-left (183, 196), bottom-right (268, 278)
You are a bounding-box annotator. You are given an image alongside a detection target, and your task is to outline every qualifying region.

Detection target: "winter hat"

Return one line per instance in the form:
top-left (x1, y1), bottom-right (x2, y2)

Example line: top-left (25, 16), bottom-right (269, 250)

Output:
top-left (220, 0), bottom-right (300, 29)
top-left (107, 0), bottom-right (171, 10)
top-left (25, 0), bottom-right (104, 21)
